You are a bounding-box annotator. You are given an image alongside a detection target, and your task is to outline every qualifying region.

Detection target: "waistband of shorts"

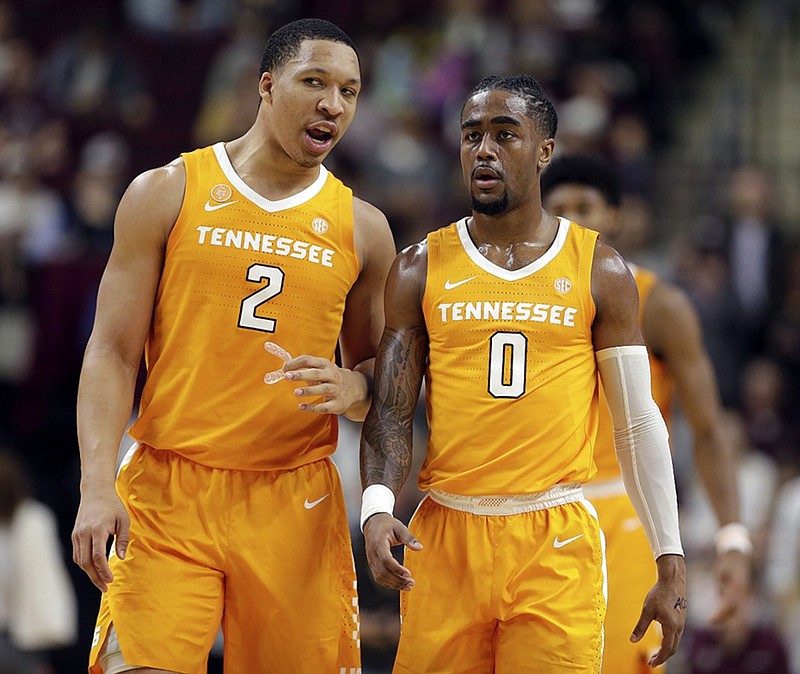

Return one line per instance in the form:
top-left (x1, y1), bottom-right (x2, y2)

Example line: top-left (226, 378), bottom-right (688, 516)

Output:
top-left (581, 476), bottom-right (626, 499)
top-left (428, 483), bottom-right (584, 515)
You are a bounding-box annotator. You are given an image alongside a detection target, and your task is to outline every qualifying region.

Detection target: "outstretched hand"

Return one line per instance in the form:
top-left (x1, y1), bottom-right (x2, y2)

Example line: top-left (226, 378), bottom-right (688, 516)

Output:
top-left (631, 554), bottom-right (687, 668)
top-left (284, 355), bottom-right (368, 416)
top-left (71, 487), bottom-right (130, 592)
top-left (363, 513), bottom-right (423, 592)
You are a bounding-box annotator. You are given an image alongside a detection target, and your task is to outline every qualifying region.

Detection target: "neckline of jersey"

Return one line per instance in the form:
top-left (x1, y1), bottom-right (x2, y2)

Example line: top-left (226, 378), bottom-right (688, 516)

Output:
top-left (212, 142), bottom-right (329, 213)
top-left (456, 216), bottom-right (571, 281)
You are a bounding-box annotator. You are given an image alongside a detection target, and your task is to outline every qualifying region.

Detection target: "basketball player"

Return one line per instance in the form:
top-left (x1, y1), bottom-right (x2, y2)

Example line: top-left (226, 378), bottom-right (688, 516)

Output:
top-left (359, 74), bottom-right (686, 673)
top-left (71, 18), bottom-right (395, 674)
top-left (541, 154), bottom-right (751, 673)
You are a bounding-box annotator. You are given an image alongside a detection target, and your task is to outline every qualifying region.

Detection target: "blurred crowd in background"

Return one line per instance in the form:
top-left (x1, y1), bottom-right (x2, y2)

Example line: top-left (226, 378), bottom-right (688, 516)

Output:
top-left (0, 0), bottom-right (798, 673)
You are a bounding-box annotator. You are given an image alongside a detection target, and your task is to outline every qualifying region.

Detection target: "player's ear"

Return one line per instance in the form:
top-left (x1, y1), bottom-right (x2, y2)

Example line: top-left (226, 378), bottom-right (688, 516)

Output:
top-left (537, 139), bottom-right (555, 170)
top-left (259, 72), bottom-right (275, 105)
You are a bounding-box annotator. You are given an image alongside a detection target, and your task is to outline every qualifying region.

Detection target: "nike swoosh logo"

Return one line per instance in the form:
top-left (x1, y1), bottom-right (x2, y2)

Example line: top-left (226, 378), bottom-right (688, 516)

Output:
top-left (204, 200), bottom-right (239, 211)
top-left (444, 276), bottom-right (477, 290)
top-left (304, 493), bottom-right (331, 509)
top-left (553, 533), bottom-right (584, 549)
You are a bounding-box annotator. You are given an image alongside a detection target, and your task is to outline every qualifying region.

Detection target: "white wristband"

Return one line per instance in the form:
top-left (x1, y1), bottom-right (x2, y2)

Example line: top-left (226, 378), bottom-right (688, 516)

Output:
top-left (715, 522), bottom-right (752, 555)
top-left (360, 484), bottom-right (395, 532)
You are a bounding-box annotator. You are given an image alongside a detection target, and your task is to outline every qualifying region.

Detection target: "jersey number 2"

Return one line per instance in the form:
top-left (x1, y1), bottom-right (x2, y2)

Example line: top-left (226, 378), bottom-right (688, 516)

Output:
top-left (238, 263), bottom-right (285, 333)
top-left (488, 331), bottom-right (527, 398)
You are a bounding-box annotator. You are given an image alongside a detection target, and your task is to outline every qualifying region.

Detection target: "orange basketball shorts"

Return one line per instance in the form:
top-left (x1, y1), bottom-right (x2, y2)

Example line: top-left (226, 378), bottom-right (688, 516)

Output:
top-left (88, 444), bottom-right (360, 674)
top-left (588, 488), bottom-right (661, 674)
top-left (394, 488), bottom-right (606, 674)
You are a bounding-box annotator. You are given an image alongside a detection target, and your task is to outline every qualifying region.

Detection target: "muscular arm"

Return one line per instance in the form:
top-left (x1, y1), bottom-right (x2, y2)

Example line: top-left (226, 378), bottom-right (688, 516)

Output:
top-left (338, 197), bottom-right (396, 420)
top-left (72, 160), bottom-right (183, 590)
top-left (360, 242), bottom-right (429, 493)
top-left (359, 242), bottom-right (428, 591)
top-left (645, 281), bottom-right (749, 624)
top-left (643, 281), bottom-right (740, 525)
top-left (592, 240), bottom-right (686, 666)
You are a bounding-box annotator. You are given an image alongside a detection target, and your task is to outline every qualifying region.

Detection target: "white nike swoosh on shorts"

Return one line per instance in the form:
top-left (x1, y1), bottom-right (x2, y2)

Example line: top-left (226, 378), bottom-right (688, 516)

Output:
top-left (553, 533), bottom-right (584, 548)
top-left (304, 493), bottom-right (331, 509)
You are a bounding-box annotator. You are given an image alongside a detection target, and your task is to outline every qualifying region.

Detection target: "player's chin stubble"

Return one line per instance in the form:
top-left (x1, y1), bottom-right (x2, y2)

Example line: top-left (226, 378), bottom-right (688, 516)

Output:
top-left (472, 192), bottom-right (509, 216)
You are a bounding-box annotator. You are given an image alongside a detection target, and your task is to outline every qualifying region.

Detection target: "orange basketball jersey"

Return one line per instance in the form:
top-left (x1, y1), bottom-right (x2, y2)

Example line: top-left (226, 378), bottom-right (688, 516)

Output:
top-left (420, 217), bottom-right (600, 495)
top-left (130, 143), bottom-right (360, 470)
top-left (592, 265), bottom-right (674, 481)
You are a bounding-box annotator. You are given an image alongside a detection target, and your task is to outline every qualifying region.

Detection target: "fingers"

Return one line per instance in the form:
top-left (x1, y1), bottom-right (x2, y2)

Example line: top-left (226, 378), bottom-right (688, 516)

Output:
top-left (92, 529), bottom-right (114, 588)
top-left (294, 382), bottom-right (336, 398)
top-left (72, 527), bottom-right (112, 592)
top-left (371, 550), bottom-right (416, 592)
top-left (115, 516), bottom-right (130, 561)
top-left (397, 526), bottom-right (423, 552)
top-left (630, 606), bottom-right (653, 643)
top-left (365, 520), bottom-right (423, 591)
top-left (648, 620), bottom-right (682, 667)
top-left (72, 510), bottom-right (130, 593)
top-left (284, 355), bottom-right (331, 376)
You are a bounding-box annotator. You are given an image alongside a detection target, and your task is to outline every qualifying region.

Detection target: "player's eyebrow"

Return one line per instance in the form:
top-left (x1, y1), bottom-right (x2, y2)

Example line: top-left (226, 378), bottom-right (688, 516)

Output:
top-left (461, 115), bottom-right (522, 129)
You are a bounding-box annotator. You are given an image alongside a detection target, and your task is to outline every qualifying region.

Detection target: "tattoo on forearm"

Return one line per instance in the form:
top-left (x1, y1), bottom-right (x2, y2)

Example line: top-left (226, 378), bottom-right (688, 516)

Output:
top-left (673, 597), bottom-right (687, 610)
top-left (361, 325), bottom-right (428, 493)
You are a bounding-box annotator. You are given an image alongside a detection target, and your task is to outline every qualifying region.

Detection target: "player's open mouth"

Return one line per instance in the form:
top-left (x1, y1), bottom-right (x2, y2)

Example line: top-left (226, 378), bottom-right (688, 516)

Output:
top-left (305, 123), bottom-right (337, 152)
top-left (473, 166), bottom-right (501, 189)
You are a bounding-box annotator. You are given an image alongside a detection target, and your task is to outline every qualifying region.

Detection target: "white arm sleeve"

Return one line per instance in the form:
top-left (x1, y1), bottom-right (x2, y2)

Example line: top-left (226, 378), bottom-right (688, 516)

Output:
top-left (596, 345), bottom-right (683, 558)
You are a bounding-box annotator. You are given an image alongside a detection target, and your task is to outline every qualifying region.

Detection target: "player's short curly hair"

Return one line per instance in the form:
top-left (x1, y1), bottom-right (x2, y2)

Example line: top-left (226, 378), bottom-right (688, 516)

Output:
top-left (464, 74), bottom-right (558, 139)
top-left (541, 154), bottom-right (621, 207)
top-left (259, 18), bottom-right (359, 76)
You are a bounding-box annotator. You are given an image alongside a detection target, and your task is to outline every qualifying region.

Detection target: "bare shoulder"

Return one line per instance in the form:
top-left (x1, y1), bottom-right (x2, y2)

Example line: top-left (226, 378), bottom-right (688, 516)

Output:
top-left (353, 196), bottom-right (395, 270)
top-left (353, 195), bottom-right (390, 233)
top-left (384, 239), bottom-right (428, 326)
top-left (395, 239), bottom-right (428, 272)
top-left (647, 278), bottom-right (696, 318)
top-left (116, 156), bottom-right (186, 244)
top-left (591, 239), bottom-right (642, 349)
top-left (591, 238), bottom-right (637, 302)
top-left (643, 278), bottom-right (702, 356)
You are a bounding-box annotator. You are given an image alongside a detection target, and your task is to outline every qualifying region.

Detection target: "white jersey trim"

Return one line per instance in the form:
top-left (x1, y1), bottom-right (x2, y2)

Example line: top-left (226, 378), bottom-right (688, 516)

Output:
top-left (212, 142), bottom-right (329, 213)
top-left (456, 216), bottom-right (571, 281)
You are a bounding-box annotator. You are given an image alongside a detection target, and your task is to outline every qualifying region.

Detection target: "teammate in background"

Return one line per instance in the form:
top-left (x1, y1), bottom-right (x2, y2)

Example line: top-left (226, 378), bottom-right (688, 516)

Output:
top-left (360, 74), bottom-right (686, 673)
top-left (541, 153), bottom-right (751, 673)
top-left (71, 18), bottom-right (396, 674)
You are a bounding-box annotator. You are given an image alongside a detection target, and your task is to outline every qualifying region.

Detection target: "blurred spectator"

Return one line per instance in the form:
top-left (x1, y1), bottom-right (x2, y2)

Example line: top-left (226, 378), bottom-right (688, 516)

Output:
top-left (608, 112), bottom-right (653, 196)
top-left (0, 38), bottom-right (70, 193)
top-left (556, 61), bottom-right (613, 152)
top-left (685, 591), bottom-right (791, 674)
top-left (738, 357), bottom-right (798, 471)
top-left (765, 471), bottom-right (800, 674)
top-left (0, 138), bottom-right (68, 305)
top-left (41, 18), bottom-right (154, 134)
top-left (66, 131), bottom-right (130, 255)
top-left (0, 449), bottom-right (78, 671)
top-left (193, 6), bottom-right (268, 145)
top-left (722, 167), bottom-right (787, 358)
top-left (680, 410), bottom-right (780, 569)
top-left (766, 244), bottom-right (800, 418)
top-left (124, 0), bottom-right (234, 39)
top-left (674, 227), bottom-right (741, 407)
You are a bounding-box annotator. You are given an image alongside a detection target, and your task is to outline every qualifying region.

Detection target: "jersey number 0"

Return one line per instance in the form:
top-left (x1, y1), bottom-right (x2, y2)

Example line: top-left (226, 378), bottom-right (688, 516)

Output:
top-left (488, 331), bottom-right (527, 398)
